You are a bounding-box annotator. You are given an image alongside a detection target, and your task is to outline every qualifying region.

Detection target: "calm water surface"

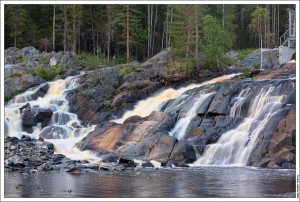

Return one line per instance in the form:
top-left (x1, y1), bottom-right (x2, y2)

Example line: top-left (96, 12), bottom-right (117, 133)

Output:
top-left (4, 166), bottom-right (296, 198)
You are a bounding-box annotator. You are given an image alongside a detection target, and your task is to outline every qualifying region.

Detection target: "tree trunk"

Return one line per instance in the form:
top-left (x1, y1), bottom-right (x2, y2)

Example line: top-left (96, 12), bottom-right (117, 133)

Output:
top-left (107, 5), bottom-right (111, 61)
top-left (90, 5), bottom-right (95, 54)
top-left (195, 13), bottom-right (200, 74)
top-left (168, 8), bottom-right (173, 48)
top-left (96, 31), bottom-right (99, 57)
top-left (14, 29), bottom-right (17, 48)
top-left (161, 21), bottom-right (165, 50)
top-left (165, 7), bottom-right (169, 49)
top-left (78, 18), bottom-right (81, 54)
top-left (63, 5), bottom-right (67, 52)
top-left (147, 5), bottom-right (150, 59)
top-left (72, 5), bottom-right (76, 54)
top-left (185, 31), bottom-right (190, 75)
top-left (152, 5), bottom-right (158, 56)
top-left (53, 5), bottom-right (55, 51)
top-left (126, 5), bottom-right (130, 63)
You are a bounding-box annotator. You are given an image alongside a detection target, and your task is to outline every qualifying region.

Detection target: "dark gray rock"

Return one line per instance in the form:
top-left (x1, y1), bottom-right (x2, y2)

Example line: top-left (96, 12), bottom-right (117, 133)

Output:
top-left (39, 126), bottom-right (69, 139)
top-left (21, 108), bottom-right (37, 127)
top-left (35, 108), bottom-right (53, 122)
top-left (187, 116), bottom-right (244, 146)
top-left (142, 162), bottom-right (155, 168)
top-left (5, 56), bottom-right (17, 64)
top-left (236, 48), bottom-right (280, 69)
top-left (61, 52), bottom-right (76, 69)
top-left (18, 46), bottom-right (39, 56)
top-left (99, 153), bottom-right (118, 163)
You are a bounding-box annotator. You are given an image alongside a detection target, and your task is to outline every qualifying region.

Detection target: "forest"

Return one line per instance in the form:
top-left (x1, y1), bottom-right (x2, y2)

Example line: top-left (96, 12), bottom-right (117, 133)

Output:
top-left (4, 4), bottom-right (295, 70)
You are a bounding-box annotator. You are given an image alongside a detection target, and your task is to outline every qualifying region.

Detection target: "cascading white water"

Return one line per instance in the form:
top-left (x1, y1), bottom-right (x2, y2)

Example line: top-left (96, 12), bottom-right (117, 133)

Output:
top-left (193, 84), bottom-right (287, 166)
top-left (4, 76), bottom-right (100, 163)
top-left (169, 92), bottom-right (215, 140)
top-left (112, 74), bottom-right (238, 123)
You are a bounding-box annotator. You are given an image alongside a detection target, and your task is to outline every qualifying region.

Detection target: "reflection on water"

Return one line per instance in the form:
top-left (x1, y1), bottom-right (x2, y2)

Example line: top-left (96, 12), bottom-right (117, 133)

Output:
top-left (5, 166), bottom-right (296, 198)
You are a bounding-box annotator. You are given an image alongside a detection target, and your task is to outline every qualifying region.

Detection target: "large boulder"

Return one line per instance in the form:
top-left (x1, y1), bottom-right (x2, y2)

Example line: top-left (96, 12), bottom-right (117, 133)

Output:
top-left (77, 111), bottom-right (193, 164)
top-left (17, 46), bottom-right (39, 56)
top-left (20, 103), bottom-right (37, 127)
top-left (235, 48), bottom-right (280, 69)
top-left (67, 67), bottom-right (122, 124)
top-left (61, 52), bottom-right (76, 69)
top-left (4, 64), bottom-right (27, 77)
top-left (4, 74), bottom-right (46, 102)
top-left (39, 126), bottom-right (69, 139)
top-left (250, 107), bottom-right (296, 168)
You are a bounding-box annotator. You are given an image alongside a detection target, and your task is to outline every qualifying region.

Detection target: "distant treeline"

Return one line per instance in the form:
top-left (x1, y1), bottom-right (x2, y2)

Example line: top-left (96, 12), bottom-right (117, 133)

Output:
top-left (4, 4), bottom-right (295, 68)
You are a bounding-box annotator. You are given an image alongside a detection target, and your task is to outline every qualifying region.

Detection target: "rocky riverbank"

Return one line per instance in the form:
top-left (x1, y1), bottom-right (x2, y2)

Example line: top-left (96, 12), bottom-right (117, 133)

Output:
top-left (4, 46), bottom-right (296, 172)
top-left (4, 135), bottom-right (180, 174)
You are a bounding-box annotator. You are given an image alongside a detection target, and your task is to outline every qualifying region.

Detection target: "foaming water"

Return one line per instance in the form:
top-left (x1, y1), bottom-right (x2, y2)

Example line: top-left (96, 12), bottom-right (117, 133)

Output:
top-left (4, 76), bottom-right (100, 162)
top-left (194, 84), bottom-right (287, 166)
top-left (112, 74), bottom-right (238, 123)
top-left (169, 92), bottom-right (215, 140)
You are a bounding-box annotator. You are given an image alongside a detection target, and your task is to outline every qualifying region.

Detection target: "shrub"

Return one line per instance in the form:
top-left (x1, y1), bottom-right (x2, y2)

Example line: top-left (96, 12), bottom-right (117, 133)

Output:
top-left (5, 72), bottom-right (23, 79)
top-left (121, 101), bottom-right (127, 108)
top-left (75, 53), bottom-right (100, 69)
top-left (17, 55), bottom-right (24, 62)
top-left (36, 55), bottom-right (52, 65)
top-left (240, 70), bottom-right (252, 78)
top-left (33, 66), bottom-right (61, 81)
top-left (119, 66), bottom-right (137, 76)
top-left (237, 48), bottom-right (254, 60)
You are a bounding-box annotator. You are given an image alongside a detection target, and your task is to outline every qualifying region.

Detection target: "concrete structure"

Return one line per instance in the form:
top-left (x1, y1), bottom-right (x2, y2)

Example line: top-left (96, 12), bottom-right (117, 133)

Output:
top-left (279, 9), bottom-right (296, 64)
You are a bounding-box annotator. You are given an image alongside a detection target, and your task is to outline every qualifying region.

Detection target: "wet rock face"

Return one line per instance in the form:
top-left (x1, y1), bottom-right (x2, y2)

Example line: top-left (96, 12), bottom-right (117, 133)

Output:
top-left (250, 107), bottom-right (296, 169)
top-left (65, 50), bottom-right (222, 125)
top-left (76, 77), bottom-right (296, 168)
top-left (77, 111), bottom-right (195, 164)
top-left (5, 74), bottom-right (46, 101)
top-left (19, 103), bottom-right (54, 133)
top-left (40, 126), bottom-right (69, 139)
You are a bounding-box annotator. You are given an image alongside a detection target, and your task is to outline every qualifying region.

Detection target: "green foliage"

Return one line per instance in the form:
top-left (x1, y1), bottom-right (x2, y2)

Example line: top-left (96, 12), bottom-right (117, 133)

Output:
top-left (75, 53), bottom-right (100, 69)
top-left (4, 4), bottom-right (294, 63)
top-left (5, 72), bottom-right (23, 79)
top-left (249, 6), bottom-right (269, 47)
top-left (253, 63), bottom-right (261, 69)
top-left (5, 5), bottom-right (28, 47)
top-left (17, 55), bottom-right (24, 62)
top-left (33, 66), bottom-right (61, 81)
top-left (240, 70), bottom-right (252, 78)
top-left (237, 48), bottom-right (254, 60)
top-left (36, 55), bottom-right (52, 65)
top-left (121, 101), bottom-right (127, 108)
top-left (104, 103), bottom-right (116, 110)
top-left (119, 65), bottom-right (137, 76)
top-left (202, 15), bottom-right (233, 68)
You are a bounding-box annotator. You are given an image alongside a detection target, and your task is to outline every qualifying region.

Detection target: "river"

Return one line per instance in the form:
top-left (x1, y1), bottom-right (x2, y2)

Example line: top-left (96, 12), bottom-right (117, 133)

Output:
top-left (4, 166), bottom-right (296, 198)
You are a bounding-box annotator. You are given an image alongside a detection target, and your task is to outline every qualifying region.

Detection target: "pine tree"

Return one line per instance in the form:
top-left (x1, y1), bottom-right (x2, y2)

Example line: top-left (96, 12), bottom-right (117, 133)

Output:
top-left (113, 5), bottom-right (142, 63)
top-left (5, 5), bottom-right (28, 48)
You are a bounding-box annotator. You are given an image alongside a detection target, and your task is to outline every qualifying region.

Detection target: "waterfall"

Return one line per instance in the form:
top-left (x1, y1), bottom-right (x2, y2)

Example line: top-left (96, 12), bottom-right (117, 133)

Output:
top-left (194, 84), bottom-right (288, 166)
top-left (112, 74), bottom-right (238, 123)
top-left (4, 76), bottom-right (100, 163)
top-left (169, 92), bottom-right (215, 140)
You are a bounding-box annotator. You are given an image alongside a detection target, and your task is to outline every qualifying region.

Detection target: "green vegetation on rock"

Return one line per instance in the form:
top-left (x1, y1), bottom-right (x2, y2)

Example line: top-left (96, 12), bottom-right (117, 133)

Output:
top-left (32, 65), bottom-right (62, 81)
top-left (237, 48), bottom-right (255, 60)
